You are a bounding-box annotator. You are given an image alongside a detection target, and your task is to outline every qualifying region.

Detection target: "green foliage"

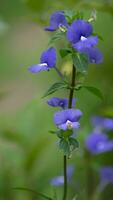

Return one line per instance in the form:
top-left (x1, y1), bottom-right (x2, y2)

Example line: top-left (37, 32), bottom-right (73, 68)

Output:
top-left (64, 10), bottom-right (83, 24)
top-left (59, 48), bottom-right (72, 58)
top-left (59, 138), bottom-right (70, 155)
top-left (72, 194), bottom-right (78, 200)
top-left (59, 137), bottom-right (79, 156)
top-left (69, 137), bottom-right (79, 151)
top-left (42, 81), bottom-right (68, 98)
top-left (48, 31), bottom-right (66, 45)
top-left (83, 86), bottom-right (103, 100)
top-left (72, 53), bottom-right (89, 73)
top-left (13, 187), bottom-right (53, 200)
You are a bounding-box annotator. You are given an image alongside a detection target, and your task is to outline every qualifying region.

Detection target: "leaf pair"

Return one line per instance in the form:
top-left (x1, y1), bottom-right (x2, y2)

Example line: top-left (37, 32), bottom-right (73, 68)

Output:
top-left (59, 137), bottom-right (79, 156)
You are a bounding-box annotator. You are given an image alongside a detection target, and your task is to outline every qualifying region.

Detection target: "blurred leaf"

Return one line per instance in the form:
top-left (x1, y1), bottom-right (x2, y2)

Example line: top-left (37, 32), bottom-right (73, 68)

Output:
top-left (42, 81), bottom-right (68, 98)
top-left (72, 194), bottom-right (78, 200)
top-left (48, 31), bottom-right (66, 45)
top-left (59, 48), bottom-right (72, 58)
top-left (72, 53), bottom-right (89, 73)
top-left (59, 138), bottom-right (70, 155)
top-left (83, 86), bottom-right (103, 100)
top-left (13, 187), bottom-right (53, 200)
top-left (25, 137), bottom-right (50, 171)
top-left (0, 129), bottom-right (24, 147)
top-left (69, 137), bottom-right (79, 151)
top-left (101, 106), bottom-right (113, 118)
top-left (93, 33), bottom-right (104, 41)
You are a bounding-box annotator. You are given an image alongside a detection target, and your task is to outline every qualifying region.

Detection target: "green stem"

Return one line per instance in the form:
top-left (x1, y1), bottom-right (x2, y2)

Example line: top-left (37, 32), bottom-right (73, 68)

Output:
top-left (62, 64), bottom-right (76, 200)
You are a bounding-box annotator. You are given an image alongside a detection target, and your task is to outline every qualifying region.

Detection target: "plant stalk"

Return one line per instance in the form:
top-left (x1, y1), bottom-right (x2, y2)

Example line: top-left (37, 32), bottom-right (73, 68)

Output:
top-left (63, 64), bottom-right (76, 200)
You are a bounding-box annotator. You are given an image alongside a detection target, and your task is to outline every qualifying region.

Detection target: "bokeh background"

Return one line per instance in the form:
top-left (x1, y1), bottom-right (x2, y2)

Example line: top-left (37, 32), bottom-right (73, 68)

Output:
top-left (0, 0), bottom-right (113, 199)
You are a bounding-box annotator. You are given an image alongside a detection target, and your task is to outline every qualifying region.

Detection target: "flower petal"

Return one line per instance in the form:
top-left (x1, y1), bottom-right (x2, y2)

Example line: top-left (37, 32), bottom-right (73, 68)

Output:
top-left (40, 47), bottom-right (57, 68)
top-left (28, 63), bottom-right (48, 73)
top-left (50, 176), bottom-right (64, 186)
top-left (73, 36), bottom-right (98, 51)
top-left (67, 20), bottom-right (93, 44)
top-left (92, 116), bottom-right (113, 131)
top-left (47, 97), bottom-right (76, 109)
top-left (85, 132), bottom-right (113, 154)
top-left (54, 109), bottom-right (82, 126)
top-left (45, 11), bottom-right (68, 32)
top-left (72, 122), bottom-right (80, 129)
top-left (58, 123), bottom-right (68, 130)
top-left (79, 47), bottom-right (103, 64)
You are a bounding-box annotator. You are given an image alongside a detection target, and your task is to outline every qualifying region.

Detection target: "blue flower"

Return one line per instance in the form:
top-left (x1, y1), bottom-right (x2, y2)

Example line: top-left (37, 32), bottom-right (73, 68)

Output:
top-left (47, 97), bottom-right (76, 109)
top-left (79, 47), bottom-right (103, 64)
top-left (50, 165), bottom-right (74, 186)
top-left (92, 116), bottom-right (113, 131)
top-left (45, 11), bottom-right (68, 32)
top-left (99, 167), bottom-right (113, 191)
top-left (29, 47), bottom-right (56, 73)
top-left (73, 36), bottom-right (98, 51)
top-left (67, 20), bottom-right (93, 44)
top-left (67, 19), bottom-right (103, 64)
top-left (54, 109), bottom-right (82, 131)
top-left (85, 132), bottom-right (113, 154)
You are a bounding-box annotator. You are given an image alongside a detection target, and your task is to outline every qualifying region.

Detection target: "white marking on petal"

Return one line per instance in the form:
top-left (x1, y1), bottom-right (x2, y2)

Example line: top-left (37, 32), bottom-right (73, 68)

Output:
top-left (80, 36), bottom-right (87, 41)
top-left (40, 63), bottom-right (48, 67)
top-left (66, 120), bottom-right (73, 130)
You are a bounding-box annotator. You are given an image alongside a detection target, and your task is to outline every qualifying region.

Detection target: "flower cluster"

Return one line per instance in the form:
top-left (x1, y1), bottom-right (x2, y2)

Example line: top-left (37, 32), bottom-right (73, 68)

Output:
top-left (28, 10), bottom-right (104, 157)
top-left (29, 11), bottom-right (103, 73)
top-left (85, 116), bottom-right (113, 154)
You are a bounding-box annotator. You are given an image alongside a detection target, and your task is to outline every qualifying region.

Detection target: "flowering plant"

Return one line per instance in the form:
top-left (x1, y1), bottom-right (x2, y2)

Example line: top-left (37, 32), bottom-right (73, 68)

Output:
top-left (28, 10), bottom-right (104, 200)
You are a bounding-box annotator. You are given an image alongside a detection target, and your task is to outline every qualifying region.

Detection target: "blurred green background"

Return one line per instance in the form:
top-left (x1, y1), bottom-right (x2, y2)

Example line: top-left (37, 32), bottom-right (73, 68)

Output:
top-left (0, 0), bottom-right (113, 199)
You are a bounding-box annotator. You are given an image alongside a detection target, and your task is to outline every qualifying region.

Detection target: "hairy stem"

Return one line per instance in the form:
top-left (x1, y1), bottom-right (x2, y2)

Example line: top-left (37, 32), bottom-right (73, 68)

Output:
top-left (63, 64), bottom-right (76, 200)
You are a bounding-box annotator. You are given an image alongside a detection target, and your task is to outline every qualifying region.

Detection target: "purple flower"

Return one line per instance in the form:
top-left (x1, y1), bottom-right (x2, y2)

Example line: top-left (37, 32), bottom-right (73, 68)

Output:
top-left (73, 36), bottom-right (98, 51)
top-left (79, 47), bottom-right (103, 64)
top-left (67, 20), bottom-right (93, 44)
top-left (45, 11), bottom-right (68, 32)
top-left (67, 19), bottom-right (103, 64)
top-left (54, 109), bottom-right (82, 131)
top-left (28, 47), bottom-right (56, 73)
top-left (99, 167), bottom-right (113, 191)
top-left (85, 132), bottom-right (113, 154)
top-left (92, 116), bottom-right (113, 131)
top-left (47, 97), bottom-right (76, 109)
top-left (50, 165), bottom-right (74, 186)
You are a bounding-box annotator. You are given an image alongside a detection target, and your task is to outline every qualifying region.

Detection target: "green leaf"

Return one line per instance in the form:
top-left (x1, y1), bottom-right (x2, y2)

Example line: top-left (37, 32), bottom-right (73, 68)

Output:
top-left (69, 137), bottom-right (79, 151)
top-left (59, 139), bottom-right (70, 155)
top-left (64, 10), bottom-right (83, 24)
top-left (83, 86), bottom-right (103, 100)
top-left (60, 48), bottom-right (72, 58)
top-left (49, 130), bottom-right (63, 138)
top-left (42, 82), bottom-right (68, 98)
top-left (49, 31), bottom-right (65, 45)
top-left (12, 187), bottom-right (53, 200)
top-left (72, 53), bottom-right (89, 73)
top-left (93, 32), bottom-right (104, 41)
top-left (72, 194), bottom-right (78, 200)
